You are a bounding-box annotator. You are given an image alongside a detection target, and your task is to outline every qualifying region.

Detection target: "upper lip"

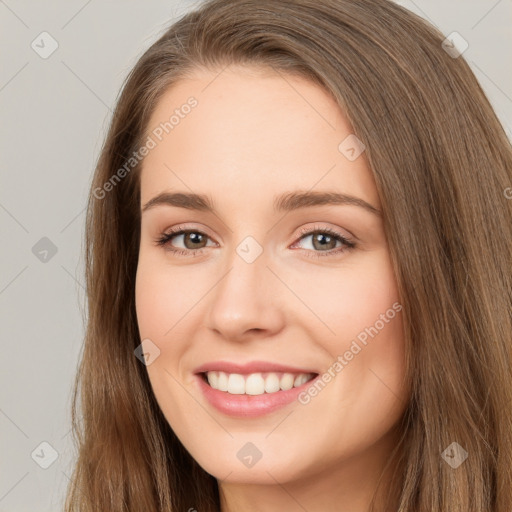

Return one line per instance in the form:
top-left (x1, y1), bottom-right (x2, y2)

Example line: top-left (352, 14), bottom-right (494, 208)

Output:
top-left (194, 360), bottom-right (319, 375)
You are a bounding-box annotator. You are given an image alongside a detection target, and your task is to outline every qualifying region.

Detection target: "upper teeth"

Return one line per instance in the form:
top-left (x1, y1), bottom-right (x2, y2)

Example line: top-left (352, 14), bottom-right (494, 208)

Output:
top-left (206, 371), bottom-right (315, 395)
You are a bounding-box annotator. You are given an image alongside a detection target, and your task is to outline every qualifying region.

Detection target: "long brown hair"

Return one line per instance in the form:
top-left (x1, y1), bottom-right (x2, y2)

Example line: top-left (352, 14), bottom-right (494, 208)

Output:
top-left (65, 0), bottom-right (512, 510)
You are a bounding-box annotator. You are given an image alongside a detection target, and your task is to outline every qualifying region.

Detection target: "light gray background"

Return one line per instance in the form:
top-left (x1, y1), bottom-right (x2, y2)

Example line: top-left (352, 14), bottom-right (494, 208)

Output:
top-left (1, 1), bottom-right (510, 510)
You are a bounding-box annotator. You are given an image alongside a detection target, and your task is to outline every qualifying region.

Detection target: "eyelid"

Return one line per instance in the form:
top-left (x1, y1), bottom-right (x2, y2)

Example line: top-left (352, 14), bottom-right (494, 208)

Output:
top-left (290, 223), bottom-right (355, 245)
top-left (161, 223), bottom-right (218, 242)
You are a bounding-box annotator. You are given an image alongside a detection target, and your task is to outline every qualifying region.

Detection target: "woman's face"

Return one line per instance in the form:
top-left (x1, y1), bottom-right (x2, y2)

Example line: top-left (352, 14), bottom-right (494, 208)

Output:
top-left (135, 65), bottom-right (408, 486)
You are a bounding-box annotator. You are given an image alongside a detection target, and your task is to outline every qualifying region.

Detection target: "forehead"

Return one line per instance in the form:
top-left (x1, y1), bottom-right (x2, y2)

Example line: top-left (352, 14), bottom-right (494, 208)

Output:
top-left (140, 65), bottom-right (380, 211)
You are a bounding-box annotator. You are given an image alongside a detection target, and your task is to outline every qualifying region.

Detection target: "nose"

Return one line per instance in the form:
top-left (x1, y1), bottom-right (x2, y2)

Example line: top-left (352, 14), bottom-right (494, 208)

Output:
top-left (205, 249), bottom-right (286, 343)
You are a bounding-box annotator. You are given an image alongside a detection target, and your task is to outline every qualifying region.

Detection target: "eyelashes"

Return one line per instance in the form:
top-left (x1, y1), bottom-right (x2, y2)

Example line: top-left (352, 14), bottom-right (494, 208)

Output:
top-left (155, 229), bottom-right (214, 258)
top-left (154, 224), bottom-right (356, 260)
top-left (291, 225), bottom-right (355, 258)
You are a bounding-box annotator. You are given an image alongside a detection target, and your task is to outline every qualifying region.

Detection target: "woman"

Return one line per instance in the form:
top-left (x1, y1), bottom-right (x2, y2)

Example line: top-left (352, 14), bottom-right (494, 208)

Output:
top-left (65, 0), bottom-right (512, 510)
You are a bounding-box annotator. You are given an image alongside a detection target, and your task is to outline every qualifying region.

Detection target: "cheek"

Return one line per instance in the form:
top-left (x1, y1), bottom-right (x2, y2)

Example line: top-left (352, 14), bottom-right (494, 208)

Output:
top-left (290, 249), bottom-right (402, 345)
top-left (135, 253), bottom-right (200, 340)
top-left (135, 265), bottom-right (168, 340)
top-left (289, 258), bottom-right (406, 468)
top-left (299, 250), bottom-right (406, 404)
top-left (134, 257), bottom-right (203, 428)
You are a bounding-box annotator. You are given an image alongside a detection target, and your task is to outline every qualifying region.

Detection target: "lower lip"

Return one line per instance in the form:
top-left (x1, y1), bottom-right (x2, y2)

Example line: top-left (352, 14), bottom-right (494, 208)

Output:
top-left (195, 374), bottom-right (319, 418)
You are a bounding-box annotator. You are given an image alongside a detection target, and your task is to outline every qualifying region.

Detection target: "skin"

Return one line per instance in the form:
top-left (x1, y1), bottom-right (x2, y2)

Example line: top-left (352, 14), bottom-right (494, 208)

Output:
top-left (135, 65), bottom-right (409, 512)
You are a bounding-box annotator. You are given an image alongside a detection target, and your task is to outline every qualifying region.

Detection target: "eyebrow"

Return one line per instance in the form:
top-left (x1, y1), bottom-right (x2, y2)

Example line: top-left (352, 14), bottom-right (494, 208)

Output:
top-left (141, 190), bottom-right (382, 217)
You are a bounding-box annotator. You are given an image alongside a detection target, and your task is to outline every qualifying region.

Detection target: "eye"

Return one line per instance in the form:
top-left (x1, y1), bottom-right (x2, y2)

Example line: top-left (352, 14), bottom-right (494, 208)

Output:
top-left (155, 226), bottom-right (216, 257)
top-left (291, 225), bottom-right (356, 258)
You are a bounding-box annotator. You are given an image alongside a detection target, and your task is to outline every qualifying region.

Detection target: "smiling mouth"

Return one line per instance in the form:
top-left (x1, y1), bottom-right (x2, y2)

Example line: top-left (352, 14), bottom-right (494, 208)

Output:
top-left (200, 371), bottom-right (318, 396)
